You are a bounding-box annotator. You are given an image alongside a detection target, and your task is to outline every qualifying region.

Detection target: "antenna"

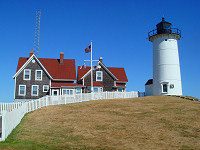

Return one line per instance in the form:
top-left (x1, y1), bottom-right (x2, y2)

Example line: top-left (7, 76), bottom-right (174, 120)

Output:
top-left (33, 10), bottom-right (41, 57)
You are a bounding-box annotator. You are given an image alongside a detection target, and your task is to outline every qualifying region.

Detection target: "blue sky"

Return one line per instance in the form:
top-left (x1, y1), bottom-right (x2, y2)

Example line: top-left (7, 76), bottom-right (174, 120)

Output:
top-left (0, 0), bottom-right (199, 102)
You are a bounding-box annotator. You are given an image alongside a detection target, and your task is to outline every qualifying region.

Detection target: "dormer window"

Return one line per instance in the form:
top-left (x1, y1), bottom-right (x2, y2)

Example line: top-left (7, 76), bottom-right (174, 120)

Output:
top-left (96, 71), bottom-right (103, 81)
top-left (24, 69), bottom-right (31, 80)
top-left (35, 70), bottom-right (42, 80)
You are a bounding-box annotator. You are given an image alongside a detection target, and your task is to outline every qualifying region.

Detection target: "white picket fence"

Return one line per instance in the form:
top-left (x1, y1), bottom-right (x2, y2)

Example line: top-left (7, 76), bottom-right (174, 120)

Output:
top-left (0, 91), bottom-right (139, 141)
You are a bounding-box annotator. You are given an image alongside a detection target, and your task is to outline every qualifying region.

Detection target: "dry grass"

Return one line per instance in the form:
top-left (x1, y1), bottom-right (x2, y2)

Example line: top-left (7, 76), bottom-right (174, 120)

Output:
top-left (0, 96), bottom-right (200, 150)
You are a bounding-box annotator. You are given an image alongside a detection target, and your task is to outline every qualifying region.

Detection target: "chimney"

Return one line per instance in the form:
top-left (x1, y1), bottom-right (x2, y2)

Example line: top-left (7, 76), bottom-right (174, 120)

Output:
top-left (29, 49), bottom-right (34, 58)
top-left (99, 57), bottom-right (103, 63)
top-left (60, 52), bottom-right (64, 64)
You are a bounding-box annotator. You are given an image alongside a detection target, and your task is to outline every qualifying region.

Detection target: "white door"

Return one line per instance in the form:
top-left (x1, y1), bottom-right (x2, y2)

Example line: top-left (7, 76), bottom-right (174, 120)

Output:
top-left (52, 89), bottom-right (59, 96)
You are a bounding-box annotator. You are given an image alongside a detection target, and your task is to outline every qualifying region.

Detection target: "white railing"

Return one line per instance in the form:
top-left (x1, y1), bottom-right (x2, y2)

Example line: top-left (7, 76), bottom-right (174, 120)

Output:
top-left (0, 91), bottom-right (139, 141)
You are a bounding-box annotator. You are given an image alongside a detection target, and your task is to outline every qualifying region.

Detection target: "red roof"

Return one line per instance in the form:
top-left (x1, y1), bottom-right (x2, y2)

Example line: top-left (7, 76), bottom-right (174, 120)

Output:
top-left (87, 82), bottom-right (103, 87)
top-left (77, 66), bottom-right (128, 82)
top-left (115, 84), bottom-right (126, 87)
top-left (77, 66), bottom-right (91, 80)
top-left (51, 82), bottom-right (83, 87)
top-left (107, 67), bottom-right (128, 82)
top-left (16, 57), bottom-right (76, 80)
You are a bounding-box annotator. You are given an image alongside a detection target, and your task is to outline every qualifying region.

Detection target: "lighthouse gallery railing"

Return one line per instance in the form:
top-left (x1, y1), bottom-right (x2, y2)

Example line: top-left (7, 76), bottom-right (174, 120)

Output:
top-left (148, 28), bottom-right (181, 38)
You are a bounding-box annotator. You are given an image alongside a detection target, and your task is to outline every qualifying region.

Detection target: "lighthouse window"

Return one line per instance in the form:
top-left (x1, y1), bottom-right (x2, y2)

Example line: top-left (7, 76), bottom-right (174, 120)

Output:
top-left (162, 84), bottom-right (168, 93)
top-left (165, 39), bottom-right (168, 41)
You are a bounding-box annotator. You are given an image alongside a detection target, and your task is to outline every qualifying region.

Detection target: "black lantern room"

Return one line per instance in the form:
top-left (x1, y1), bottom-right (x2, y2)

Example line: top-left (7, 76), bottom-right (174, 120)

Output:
top-left (156, 17), bottom-right (172, 34)
top-left (148, 17), bottom-right (181, 39)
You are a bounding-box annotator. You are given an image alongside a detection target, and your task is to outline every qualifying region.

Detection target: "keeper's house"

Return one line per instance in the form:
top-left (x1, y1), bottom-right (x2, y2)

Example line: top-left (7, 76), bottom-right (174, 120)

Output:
top-left (77, 57), bottom-right (128, 93)
top-left (13, 51), bottom-right (128, 101)
top-left (13, 50), bottom-right (83, 101)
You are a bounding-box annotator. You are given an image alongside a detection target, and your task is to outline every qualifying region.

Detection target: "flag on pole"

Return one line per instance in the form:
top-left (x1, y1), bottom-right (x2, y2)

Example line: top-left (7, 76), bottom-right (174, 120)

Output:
top-left (85, 45), bottom-right (91, 53)
top-left (80, 63), bottom-right (86, 69)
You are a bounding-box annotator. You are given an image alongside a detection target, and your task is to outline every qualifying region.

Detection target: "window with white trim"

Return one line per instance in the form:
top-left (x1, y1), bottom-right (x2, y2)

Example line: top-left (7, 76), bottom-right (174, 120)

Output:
top-left (35, 70), bottom-right (42, 80)
top-left (87, 87), bottom-right (103, 93)
top-left (87, 87), bottom-right (91, 93)
top-left (161, 82), bottom-right (168, 93)
top-left (76, 88), bottom-right (82, 94)
top-left (19, 85), bottom-right (26, 96)
top-left (100, 87), bottom-right (103, 92)
top-left (96, 71), bottom-right (103, 81)
top-left (62, 89), bottom-right (74, 95)
top-left (117, 88), bottom-right (124, 92)
top-left (24, 69), bottom-right (31, 80)
top-left (32, 85), bottom-right (39, 96)
top-left (43, 85), bottom-right (49, 92)
top-left (94, 87), bottom-right (98, 93)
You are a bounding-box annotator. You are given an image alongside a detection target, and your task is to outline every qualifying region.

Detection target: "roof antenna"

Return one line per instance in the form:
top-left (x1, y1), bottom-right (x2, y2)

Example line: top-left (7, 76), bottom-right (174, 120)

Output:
top-left (33, 10), bottom-right (41, 57)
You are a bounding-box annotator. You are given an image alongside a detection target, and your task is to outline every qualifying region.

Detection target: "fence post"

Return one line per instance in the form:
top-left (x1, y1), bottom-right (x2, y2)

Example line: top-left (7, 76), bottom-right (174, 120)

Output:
top-left (64, 95), bottom-right (66, 104)
top-left (46, 95), bottom-right (48, 106)
top-left (1, 111), bottom-right (6, 141)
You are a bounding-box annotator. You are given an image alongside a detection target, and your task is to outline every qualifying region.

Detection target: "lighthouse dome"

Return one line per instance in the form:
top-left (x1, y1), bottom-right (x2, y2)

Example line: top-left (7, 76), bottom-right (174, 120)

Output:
top-left (156, 17), bottom-right (172, 34)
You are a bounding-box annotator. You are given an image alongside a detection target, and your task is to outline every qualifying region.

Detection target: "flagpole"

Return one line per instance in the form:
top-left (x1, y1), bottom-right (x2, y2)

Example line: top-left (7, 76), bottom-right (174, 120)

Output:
top-left (91, 40), bottom-right (93, 93)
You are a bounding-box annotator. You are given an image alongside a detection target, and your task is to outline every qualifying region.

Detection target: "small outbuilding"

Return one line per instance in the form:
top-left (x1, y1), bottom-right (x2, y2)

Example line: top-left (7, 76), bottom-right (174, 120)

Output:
top-left (145, 79), bottom-right (153, 96)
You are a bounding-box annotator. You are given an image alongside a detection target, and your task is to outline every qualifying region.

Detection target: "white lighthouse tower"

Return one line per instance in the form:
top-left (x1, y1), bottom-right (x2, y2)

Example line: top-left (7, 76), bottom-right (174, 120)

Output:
top-left (148, 17), bottom-right (182, 95)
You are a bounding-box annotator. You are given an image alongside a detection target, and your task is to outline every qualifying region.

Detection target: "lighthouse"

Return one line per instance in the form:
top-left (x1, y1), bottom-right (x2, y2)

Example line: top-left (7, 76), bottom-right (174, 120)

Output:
top-left (146, 18), bottom-right (182, 96)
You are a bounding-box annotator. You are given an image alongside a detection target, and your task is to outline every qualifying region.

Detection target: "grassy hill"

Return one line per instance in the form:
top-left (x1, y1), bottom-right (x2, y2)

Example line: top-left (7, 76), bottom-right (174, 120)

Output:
top-left (0, 96), bottom-right (200, 150)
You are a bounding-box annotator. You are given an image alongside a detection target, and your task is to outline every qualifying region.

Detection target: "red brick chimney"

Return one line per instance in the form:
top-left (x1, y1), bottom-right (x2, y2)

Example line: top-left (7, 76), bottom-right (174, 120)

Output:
top-left (29, 49), bottom-right (34, 58)
top-left (60, 52), bottom-right (64, 64)
top-left (99, 57), bottom-right (103, 63)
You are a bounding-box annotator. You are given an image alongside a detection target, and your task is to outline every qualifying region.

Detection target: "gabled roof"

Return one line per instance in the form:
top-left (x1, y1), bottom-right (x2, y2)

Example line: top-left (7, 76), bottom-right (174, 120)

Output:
top-left (115, 84), bottom-right (126, 87)
top-left (145, 79), bottom-right (153, 85)
top-left (77, 61), bottom-right (128, 82)
top-left (51, 83), bottom-right (83, 87)
top-left (86, 82), bottom-right (103, 87)
top-left (77, 66), bottom-right (91, 81)
top-left (14, 54), bottom-right (76, 80)
top-left (107, 67), bottom-right (128, 82)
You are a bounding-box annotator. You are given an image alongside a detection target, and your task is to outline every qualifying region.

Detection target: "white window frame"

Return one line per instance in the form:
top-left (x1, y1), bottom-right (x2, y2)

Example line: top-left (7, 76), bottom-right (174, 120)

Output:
top-left (24, 69), bottom-right (31, 80)
top-left (87, 87), bottom-right (91, 93)
top-left (87, 87), bottom-right (103, 93)
top-left (19, 85), bottom-right (26, 96)
top-left (96, 71), bottom-right (103, 81)
top-left (52, 89), bottom-right (60, 96)
top-left (62, 89), bottom-right (74, 96)
top-left (117, 88), bottom-right (124, 92)
top-left (32, 85), bottom-right (39, 96)
top-left (100, 87), bottom-right (103, 92)
top-left (43, 85), bottom-right (49, 92)
top-left (161, 82), bottom-right (168, 94)
top-left (93, 87), bottom-right (98, 93)
top-left (35, 70), bottom-right (43, 80)
top-left (76, 88), bottom-right (82, 94)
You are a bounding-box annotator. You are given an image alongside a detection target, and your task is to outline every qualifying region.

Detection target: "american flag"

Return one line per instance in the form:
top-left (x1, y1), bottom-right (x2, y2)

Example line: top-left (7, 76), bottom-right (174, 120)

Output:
top-left (85, 45), bottom-right (91, 53)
